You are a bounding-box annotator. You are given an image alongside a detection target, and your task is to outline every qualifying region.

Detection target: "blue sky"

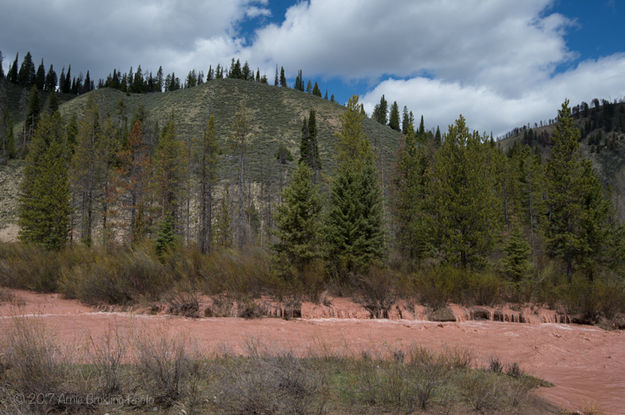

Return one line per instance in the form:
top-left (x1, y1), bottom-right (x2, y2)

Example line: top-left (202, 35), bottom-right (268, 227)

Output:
top-left (1, 0), bottom-right (624, 135)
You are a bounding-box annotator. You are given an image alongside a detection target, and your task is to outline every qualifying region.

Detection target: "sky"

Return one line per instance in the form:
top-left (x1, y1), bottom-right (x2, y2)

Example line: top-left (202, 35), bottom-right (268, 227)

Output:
top-left (1, 0), bottom-right (624, 136)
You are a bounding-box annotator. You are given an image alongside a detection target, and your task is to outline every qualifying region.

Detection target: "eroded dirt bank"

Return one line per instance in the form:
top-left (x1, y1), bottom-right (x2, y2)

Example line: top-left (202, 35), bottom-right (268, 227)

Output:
top-left (1, 289), bottom-right (624, 414)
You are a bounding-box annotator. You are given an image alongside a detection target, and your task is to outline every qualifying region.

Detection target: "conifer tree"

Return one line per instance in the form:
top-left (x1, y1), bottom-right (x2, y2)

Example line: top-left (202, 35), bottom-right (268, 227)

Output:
top-left (230, 107), bottom-right (251, 247)
top-left (325, 96), bottom-right (385, 277)
top-left (72, 96), bottom-right (103, 245)
top-left (434, 126), bottom-right (441, 146)
top-left (372, 95), bottom-right (388, 125)
top-left (545, 100), bottom-right (613, 280)
top-left (502, 222), bottom-right (532, 281)
top-left (1, 107), bottom-right (17, 163)
top-left (401, 106), bottom-right (410, 134)
top-left (215, 184), bottom-right (233, 248)
top-left (23, 86), bottom-right (40, 151)
top-left (155, 212), bottom-right (176, 257)
top-left (7, 53), bottom-right (18, 83)
top-left (195, 115), bottom-right (219, 253)
top-left (427, 115), bottom-right (501, 268)
top-left (0, 50), bottom-right (4, 80)
top-left (18, 112), bottom-right (71, 250)
top-left (154, 116), bottom-right (183, 221)
top-left (274, 65), bottom-right (279, 86)
top-left (306, 80), bottom-right (312, 93)
top-left (388, 101), bottom-right (400, 131)
top-left (299, 109), bottom-right (321, 180)
top-left (18, 52), bottom-right (35, 86)
top-left (45, 65), bottom-right (57, 92)
top-left (295, 69), bottom-right (304, 91)
top-left (272, 163), bottom-right (322, 277)
top-left (280, 66), bottom-right (287, 88)
top-left (312, 82), bottom-right (321, 97)
top-left (394, 126), bottom-right (433, 265)
top-left (35, 59), bottom-right (45, 90)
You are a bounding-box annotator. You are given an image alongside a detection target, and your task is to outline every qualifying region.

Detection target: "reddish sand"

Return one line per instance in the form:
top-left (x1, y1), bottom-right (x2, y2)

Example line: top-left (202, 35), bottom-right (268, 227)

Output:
top-left (1, 289), bottom-right (624, 414)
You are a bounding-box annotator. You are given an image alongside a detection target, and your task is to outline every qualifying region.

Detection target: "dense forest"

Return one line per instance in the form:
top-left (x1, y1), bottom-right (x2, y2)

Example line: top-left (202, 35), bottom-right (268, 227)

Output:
top-left (1, 51), bottom-right (625, 325)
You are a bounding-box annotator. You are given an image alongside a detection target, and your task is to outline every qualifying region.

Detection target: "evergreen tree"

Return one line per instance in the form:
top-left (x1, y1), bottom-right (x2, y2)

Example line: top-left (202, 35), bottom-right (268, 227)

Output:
top-left (35, 59), bottom-right (45, 90)
top-left (306, 80), bottom-right (312, 93)
top-left (312, 82), bottom-right (321, 97)
top-left (274, 65), bottom-right (279, 86)
top-left (18, 112), bottom-right (71, 250)
top-left (0, 50), bottom-right (4, 80)
top-left (23, 86), bottom-right (41, 151)
top-left (215, 184), bottom-right (232, 248)
top-left (544, 100), bottom-right (613, 280)
top-left (388, 101), bottom-right (400, 131)
top-left (154, 115), bottom-right (183, 221)
top-left (18, 52), bottom-right (36, 86)
top-left (194, 115), bottom-right (219, 253)
top-left (1, 107), bottom-right (17, 163)
top-left (372, 95), bottom-right (388, 125)
top-left (45, 65), bottom-right (57, 92)
top-left (155, 212), bottom-right (176, 257)
top-left (299, 109), bottom-right (321, 181)
top-left (401, 106), bottom-right (410, 134)
top-left (7, 53), bottom-right (18, 83)
top-left (325, 96), bottom-right (385, 277)
top-left (294, 69), bottom-right (304, 91)
top-left (272, 163), bottom-right (322, 277)
top-left (427, 115), bottom-right (501, 268)
top-left (418, 115), bottom-right (425, 136)
top-left (242, 61), bottom-right (251, 80)
top-left (71, 96), bottom-right (106, 246)
top-left (502, 222), bottom-right (532, 281)
top-left (434, 126), bottom-right (441, 146)
top-left (280, 66), bottom-right (287, 88)
top-left (394, 126), bottom-right (433, 265)
top-left (231, 107), bottom-right (251, 247)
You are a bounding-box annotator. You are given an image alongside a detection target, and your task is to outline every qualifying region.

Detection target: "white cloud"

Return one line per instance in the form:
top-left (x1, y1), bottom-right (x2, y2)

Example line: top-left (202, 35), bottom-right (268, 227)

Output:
top-left (362, 54), bottom-right (625, 136)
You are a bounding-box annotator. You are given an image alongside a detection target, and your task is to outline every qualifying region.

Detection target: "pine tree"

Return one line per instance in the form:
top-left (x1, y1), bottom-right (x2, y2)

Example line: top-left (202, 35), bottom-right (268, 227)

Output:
top-left (280, 66), bottom-right (287, 88)
top-left (18, 52), bottom-right (36, 86)
top-left (325, 96), bottom-right (385, 277)
top-left (230, 107), bottom-right (251, 247)
top-left (312, 82), bottom-right (321, 97)
top-left (502, 222), bottom-right (532, 281)
top-left (18, 112), bottom-right (71, 250)
top-left (394, 126), bottom-right (433, 265)
top-left (0, 50), bottom-right (4, 80)
top-left (294, 69), bottom-right (304, 91)
top-left (372, 95), bottom-right (388, 125)
top-left (35, 59), bottom-right (45, 90)
top-left (71, 96), bottom-right (103, 245)
top-left (388, 101), bottom-right (400, 131)
top-left (274, 65), bottom-right (279, 86)
top-left (545, 100), bottom-right (613, 280)
top-left (195, 115), bottom-right (219, 253)
top-left (23, 86), bottom-right (41, 151)
top-left (215, 184), bottom-right (233, 248)
top-left (401, 106), bottom-right (410, 135)
top-left (154, 115), bottom-right (183, 221)
top-left (306, 80), bottom-right (312, 93)
top-left (45, 65), bottom-right (57, 92)
top-left (155, 212), bottom-right (176, 257)
top-left (427, 115), bottom-right (501, 268)
top-left (7, 53), bottom-right (18, 83)
top-left (272, 163), bottom-right (322, 277)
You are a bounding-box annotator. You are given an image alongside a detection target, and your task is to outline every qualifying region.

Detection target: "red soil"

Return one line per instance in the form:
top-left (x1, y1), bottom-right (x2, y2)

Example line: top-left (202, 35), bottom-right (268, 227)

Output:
top-left (1, 289), bottom-right (624, 414)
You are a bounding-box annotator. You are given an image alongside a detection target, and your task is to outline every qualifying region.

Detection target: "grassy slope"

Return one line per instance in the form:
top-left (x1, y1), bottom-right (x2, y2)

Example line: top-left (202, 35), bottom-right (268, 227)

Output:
top-left (59, 79), bottom-right (400, 188)
top-left (0, 79), bottom-right (401, 230)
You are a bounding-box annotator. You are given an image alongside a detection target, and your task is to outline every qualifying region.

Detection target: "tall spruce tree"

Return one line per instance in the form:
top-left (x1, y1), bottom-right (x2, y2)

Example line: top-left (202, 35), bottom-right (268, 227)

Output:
top-left (280, 66), bottom-right (287, 88)
top-left (0, 50), bottom-right (4, 80)
top-left (544, 100), bottom-right (613, 280)
top-left (7, 53), bottom-right (18, 83)
top-left (18, 112), bottom-right (71, 250)
top-left (272, 162), bottom-right (322, 277)
top-left (23, 85), bottom-right (41, 151)
top-left (230, 107), bottom-right (251, 247)
top-left (154, 115), bottom-right (183, 221)
top-left (299, 109), bottom-right (321, 181)
top-left (195, 115), bottom-right (219, 253)
top-left (35, 59), bottom-right (45, 90)
top-left (394, 126), bottom-right (433, 265)
top-left (312, 82), bottom-right (321, 97)
top-left (388, 101), bottom-right (400, 131)
top-left (325, 96), bottom-right (385, 278)
top-left (427, 115), bottom-right (501, 268)
top-left (372, 95), bottom-right (388, 125)
top-left (18, 52), bottom-right (35, 86)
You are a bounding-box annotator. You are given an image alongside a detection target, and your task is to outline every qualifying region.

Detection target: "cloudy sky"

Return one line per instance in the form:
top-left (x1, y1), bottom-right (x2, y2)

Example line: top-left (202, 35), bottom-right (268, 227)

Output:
top-left (1, 0), bottom-right (624, 135)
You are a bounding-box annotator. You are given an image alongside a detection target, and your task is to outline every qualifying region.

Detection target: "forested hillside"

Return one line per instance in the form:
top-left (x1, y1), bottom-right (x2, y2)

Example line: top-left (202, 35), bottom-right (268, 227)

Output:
top-left (500, 99), bottom-right (625, 221)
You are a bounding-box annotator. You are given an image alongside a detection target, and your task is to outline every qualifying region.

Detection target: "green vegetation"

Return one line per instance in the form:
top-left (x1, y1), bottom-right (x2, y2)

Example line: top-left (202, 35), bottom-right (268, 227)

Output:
top-left (0, 318), bottom-right (554, 415)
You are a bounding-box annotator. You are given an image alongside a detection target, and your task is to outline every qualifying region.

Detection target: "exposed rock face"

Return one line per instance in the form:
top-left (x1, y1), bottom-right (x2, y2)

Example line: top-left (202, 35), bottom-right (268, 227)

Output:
top-left (428, 307), bottom-right (456, 322)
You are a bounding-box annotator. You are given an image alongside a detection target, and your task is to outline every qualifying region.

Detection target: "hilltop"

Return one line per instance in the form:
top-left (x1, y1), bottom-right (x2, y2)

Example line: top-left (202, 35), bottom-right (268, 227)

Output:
top-left (0, 79), bottom-right (401, 231)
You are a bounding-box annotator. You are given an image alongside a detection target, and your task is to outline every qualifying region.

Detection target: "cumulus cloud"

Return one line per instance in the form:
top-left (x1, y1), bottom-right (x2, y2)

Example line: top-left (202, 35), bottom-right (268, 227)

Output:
top-left (0, 0), bottom-right (263, 78)
top-left (362, 54), bottom-right (625, 136)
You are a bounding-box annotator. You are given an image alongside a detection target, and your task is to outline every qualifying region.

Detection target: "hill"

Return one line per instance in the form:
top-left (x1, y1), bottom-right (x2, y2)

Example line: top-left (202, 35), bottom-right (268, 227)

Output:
top-left (0, 78), bottom-right (402, 232)
top-left (499, 100), bottom-right (625, 221)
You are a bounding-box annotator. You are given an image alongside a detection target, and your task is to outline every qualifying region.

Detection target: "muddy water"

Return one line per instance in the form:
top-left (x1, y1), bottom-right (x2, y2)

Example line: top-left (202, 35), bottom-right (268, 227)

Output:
top-left (1, 290), bottom-right (624, 414)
